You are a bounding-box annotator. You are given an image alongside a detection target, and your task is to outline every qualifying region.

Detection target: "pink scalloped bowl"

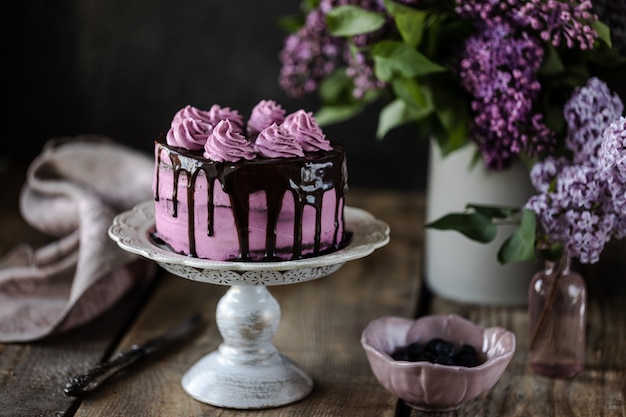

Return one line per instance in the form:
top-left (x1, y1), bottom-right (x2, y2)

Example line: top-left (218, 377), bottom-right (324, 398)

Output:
top-left (361, 314), bottom-right (515, 412)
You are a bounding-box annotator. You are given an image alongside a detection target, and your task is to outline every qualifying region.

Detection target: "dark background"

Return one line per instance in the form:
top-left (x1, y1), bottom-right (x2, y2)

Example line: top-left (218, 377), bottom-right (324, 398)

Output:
top-left (1, 0), bottom-right (429, 190)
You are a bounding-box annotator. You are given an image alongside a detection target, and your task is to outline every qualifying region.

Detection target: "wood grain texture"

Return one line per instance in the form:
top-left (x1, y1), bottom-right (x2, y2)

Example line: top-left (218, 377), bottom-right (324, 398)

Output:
top-left (413, 242), bottom-right (626, 417)
top-left (0, 282), bottom-right (154, 417)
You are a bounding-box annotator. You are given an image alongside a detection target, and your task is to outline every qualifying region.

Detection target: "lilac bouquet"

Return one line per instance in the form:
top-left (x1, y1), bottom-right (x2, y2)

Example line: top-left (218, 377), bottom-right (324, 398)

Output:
top-left (279, 0), bottom-right (624, 170)
top-left (429, 77), bottom-right (626, 264)
top-left (280, 0), bottom-right (626, 264)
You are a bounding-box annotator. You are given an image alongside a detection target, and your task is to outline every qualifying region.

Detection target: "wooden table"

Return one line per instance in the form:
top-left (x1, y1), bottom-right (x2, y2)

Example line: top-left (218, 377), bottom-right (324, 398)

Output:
top-left (1, 165), bottom-right (625, 417)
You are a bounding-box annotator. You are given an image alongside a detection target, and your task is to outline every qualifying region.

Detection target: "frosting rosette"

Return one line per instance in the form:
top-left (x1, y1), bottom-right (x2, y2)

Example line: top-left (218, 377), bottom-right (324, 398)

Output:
top-left (282, 110), bottom-right (332, 152)
top-left (171, 105), bottom-right (214, 125)
top-left (166, 117), bottom-right (212, 151)
top-left (204, 119), bottom-right (256, 162)
top-left (247, 100), bottom-right (287, 137)
top-left (254, 123), bottom-right (305, 158)
top-left (207, 104), bottom-right (244, 132)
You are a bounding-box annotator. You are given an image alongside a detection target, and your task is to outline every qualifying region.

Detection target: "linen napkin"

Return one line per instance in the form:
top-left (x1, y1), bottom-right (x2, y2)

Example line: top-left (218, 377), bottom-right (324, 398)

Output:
top-left (0, 135), bottom-right (156, 342)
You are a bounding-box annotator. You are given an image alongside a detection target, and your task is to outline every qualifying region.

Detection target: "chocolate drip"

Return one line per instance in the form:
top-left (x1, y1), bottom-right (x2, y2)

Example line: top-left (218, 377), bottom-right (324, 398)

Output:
top-left (154, 141), bottom-right (347, 261)
top-left (206, 176), bottom-right (215, 237)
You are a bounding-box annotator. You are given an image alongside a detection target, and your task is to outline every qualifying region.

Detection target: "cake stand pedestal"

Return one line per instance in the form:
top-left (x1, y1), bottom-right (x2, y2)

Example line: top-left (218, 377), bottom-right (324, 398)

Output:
top-left (109, 201), bottom-right (389, 409)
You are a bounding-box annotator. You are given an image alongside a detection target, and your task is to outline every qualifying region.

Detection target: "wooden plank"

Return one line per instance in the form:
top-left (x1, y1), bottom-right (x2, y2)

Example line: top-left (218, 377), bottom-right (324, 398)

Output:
top-left (0, 279), bottom-right (154, 417)
top-left (415, 242), bottom-right (626, 417)
top-left (73, 190), bottom-right (426, 417)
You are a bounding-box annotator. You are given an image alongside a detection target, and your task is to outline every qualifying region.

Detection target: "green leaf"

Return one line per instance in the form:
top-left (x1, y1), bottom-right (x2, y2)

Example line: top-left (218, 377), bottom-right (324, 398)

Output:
top-left (435, 111), bottom-right (469, 155)
top-left (391, 78), bottom-right (434, 114)
top-left (497, 209), bottom-right (537, 264)
top-left (277, 14), bottom-right (305, 33)
top-left (326, 5), bottom-right (386, 37)
top-left (318, 68), bottom-right (354, 103)
top-left (542, 102), bottom-right (566, 135)
top-left (376, 98), bottom-right (426, 138)
top-left (302, 0), bottom-right (321, 13)
top-left (593, 19), bottom-right (612, 48)
top-left (314, 104), bottom-right (366, 126)
top-left (372, 41), bottom-right (446, 81)
top-left (538, 44), bottom-right (564, 75)
top-left (466, 204), bottom-right (519, 219)
top-left (315, 67), bottom-right (380, 126)
top-left (383, 0), bottom-right (427, 47)
top-left (432, 84), bottom-right (470, 155)
top-left (426, 212), bottom-right (498, 243)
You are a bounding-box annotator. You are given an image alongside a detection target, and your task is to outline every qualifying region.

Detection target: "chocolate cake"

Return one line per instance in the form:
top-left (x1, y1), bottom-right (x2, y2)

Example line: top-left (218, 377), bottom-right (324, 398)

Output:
top-left (152, 100), bottom-right (348, 261)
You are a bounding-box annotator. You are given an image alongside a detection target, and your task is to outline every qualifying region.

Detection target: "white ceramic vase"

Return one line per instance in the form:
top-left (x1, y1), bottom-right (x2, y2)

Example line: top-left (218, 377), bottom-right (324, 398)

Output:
top-left (424, 142), bottom-right (538, 305)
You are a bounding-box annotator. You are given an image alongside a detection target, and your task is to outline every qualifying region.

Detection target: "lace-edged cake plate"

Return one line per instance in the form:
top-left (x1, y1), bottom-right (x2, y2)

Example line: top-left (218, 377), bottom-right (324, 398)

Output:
top-left (108, 199), bottom-right (389, 408)
top-left (108, 200), bottom-right (390, 286)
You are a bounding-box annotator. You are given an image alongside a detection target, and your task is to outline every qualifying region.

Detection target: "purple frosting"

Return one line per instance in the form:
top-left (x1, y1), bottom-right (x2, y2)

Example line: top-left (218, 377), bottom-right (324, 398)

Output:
top-left (282, 110), bottom-right (332, 152)
top-left (171, 105), bottom-right (214, 125)
top-left (207, 104), bottom-right (244, 132)
top-left (166, 117), bottom-right (212, 151)
top-left (254, 123), bottom-right (305, 158)
top-left (247, 100), bottom-right (287, 137)
top-left (165, 104), bottom-right (246, 151)
top-left (204, 120), bottom-right (256, 162)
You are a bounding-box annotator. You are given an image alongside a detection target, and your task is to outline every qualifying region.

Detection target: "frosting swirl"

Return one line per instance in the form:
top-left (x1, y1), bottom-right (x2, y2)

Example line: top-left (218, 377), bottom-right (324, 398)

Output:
top-left (254, 123), bottom-right (305, 158)
top-left (171, 105), bottom-right (214, 125)
top-left (166, 117), bottom-right (212, 151)
top-left (207, 104), bottom-right (244, 132)
top-left (247, 100), bottom-right (286, 137)
top-left (282, 110), bottom-right (332, 152)
top-left (204, 119), bottom-right (256, 162)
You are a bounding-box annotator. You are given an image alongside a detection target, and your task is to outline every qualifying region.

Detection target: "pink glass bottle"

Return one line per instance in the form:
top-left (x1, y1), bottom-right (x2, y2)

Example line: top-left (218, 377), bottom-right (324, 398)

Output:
top-left (528, 255), bottom-right (587, 378)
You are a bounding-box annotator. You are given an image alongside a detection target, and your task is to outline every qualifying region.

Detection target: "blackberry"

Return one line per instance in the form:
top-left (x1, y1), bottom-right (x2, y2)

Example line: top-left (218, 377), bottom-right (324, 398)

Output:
top-left (455, 344), bottom-right (480, 368)
top-left (406, 341), bottom-right (425, 358)
top-left (390, 338), bottom-right (482, 367)
top-left (391, 347), bottom-right (412, 362)
top-left (416, 350), bottom-right (437, 363)
top-left (426, 338), bottom-right (457, 358)
top-left (434, 354), bottom-right (455, 365)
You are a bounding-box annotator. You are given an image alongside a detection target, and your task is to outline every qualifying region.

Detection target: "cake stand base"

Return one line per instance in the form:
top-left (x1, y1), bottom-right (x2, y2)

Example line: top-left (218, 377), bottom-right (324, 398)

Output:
top-left (182, 351), bottom-right (312, 409)
top-left (181, 285), bottom-right (312, 409)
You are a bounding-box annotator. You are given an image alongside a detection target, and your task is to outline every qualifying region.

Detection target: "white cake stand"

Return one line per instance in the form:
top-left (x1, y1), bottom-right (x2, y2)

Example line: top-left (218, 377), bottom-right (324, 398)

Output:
top-left (108, 200), bottom-right (389, 409)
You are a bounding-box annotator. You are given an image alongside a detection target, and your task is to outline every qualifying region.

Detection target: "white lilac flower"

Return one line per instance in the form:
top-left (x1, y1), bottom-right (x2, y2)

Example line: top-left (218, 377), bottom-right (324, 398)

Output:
top-left (599, 116), bottom-right (626, 213)
top-left (564, 77), bottom-right (624, 164)
top-left (526, 112), bottom-right (626, 264)
top-left (529, 156), bottom-right (568, 192)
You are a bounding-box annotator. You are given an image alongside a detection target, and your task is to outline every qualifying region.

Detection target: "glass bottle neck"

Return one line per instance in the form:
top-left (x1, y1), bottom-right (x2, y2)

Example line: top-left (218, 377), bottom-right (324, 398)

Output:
top-left (544, 255), bottom-right (571, 277)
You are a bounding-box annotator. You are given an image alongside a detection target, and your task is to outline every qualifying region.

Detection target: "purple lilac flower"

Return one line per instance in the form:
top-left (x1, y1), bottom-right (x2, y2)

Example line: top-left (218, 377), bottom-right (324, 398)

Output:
top-left (565, 209), bottom-right (614, 264)
top-left (514, 0), bottom-right (599, 50)
top-left (279, 10), bottom-right (343, 97)
top-left (529, 155), bottom-right (569, 192)
top-left (526, 102), bottom-right (626, 264)
top-left (455, 0), bottom-right (599, 50)
top-left (598, 116), bottom-right (626, 217)
top-left (459, 21), bottom-right (555, 170)
top-left (554, 164), bottom-right (604, 210)
top-left (345, 49), bottom-right (386, 98)
top-left (280, 0), bottom-right (390, 99)
top-left (526, 162), bottom-right (614, 263)
top-left (564, 77), bottom-right (624, 164)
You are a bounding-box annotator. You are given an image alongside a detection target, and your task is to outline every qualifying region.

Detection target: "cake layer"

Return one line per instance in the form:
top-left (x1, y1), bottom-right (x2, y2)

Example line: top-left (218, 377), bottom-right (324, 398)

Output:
top-left (153, 141), bottom-right (348, 261)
